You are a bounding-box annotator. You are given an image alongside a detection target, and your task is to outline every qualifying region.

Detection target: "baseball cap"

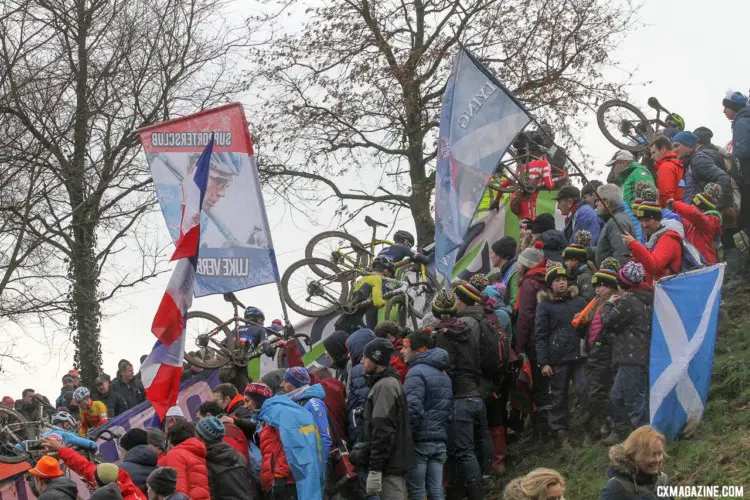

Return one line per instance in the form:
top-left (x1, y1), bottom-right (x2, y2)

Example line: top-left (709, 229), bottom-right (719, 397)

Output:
top-left (605, 150), bottom-right (634, 166)
top-left (94, 374), bottom-right (110, 384)
top-left (28, 456), bottom-right (64, 478)
top-left (553, 185), bottom-right (581, 201)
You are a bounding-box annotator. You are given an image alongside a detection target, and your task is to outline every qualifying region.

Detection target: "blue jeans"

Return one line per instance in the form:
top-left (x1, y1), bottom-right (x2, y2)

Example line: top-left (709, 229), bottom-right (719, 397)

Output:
top-left (446, 397), bottom-right (489, 495)
top-left (406, 441), bottom-right (447, 500)
top-left (610, 363), bottom-right (649, 437)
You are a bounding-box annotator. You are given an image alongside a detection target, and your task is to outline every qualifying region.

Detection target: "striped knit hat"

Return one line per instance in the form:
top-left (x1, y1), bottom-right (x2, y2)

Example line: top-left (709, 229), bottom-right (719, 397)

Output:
top-left (545, 261), bottom-right (567, 285)
top-left (617, 261), bottom-right (645, 289)
top-left (634, 200), bottom-right (662, 220)
top-left (573, 230), bottom-right (593, 248)
top-left (562, 243), bottom-right (588, 261)
top-left (468, 273), bottom-right (489, 292)
top-left (432, 290), bottom-right (458, 318)
top-left (693, 183), bottom-right (721, 212)
top-left (592, 269), bottom-right (618, 289)
top-left (455, 283), bottom-right (482, 306)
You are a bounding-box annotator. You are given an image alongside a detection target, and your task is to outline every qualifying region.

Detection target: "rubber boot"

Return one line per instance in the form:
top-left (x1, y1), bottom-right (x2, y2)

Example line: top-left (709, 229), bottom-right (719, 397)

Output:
top-left (489, 427), bottom-right (507, 473)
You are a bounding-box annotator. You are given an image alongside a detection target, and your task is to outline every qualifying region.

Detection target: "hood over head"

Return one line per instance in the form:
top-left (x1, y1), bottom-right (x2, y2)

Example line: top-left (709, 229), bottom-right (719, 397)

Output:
top-left (409, 348), bottom-right (449, 370)
top-left (346, 328), bottom-right (376, 364)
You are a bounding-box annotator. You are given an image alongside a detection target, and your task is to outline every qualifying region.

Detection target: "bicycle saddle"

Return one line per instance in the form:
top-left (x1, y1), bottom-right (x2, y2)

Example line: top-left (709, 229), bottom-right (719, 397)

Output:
top-left (364, 216), bottom-right (387, 228)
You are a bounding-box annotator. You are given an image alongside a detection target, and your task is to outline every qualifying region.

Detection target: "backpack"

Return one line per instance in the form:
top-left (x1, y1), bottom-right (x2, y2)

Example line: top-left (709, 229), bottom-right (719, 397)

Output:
top-left (476, 317), bottom-right (506, 375)
top-left (680, 239), bottom-right (706, 272)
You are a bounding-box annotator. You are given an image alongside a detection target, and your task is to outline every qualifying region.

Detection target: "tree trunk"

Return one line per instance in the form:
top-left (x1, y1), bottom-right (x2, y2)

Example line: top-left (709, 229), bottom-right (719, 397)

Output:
top-left (410, 180), bottom-right (435, 247)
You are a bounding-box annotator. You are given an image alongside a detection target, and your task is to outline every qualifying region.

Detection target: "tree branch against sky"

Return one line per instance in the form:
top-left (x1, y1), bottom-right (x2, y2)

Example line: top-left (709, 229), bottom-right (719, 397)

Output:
top-left (247, 0), bottom-right (638, 244)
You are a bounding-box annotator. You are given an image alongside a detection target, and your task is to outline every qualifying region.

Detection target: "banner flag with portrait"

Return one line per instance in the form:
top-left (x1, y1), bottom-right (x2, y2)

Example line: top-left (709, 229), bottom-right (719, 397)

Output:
top-left (139, 103), bottom-right (279, 297)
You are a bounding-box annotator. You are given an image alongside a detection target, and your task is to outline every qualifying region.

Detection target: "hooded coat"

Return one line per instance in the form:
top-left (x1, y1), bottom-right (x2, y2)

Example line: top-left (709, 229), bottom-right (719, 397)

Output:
top-left (595, 203), bottom-right (636, 268)
top-left (732, 106), bottom-right (750, 179)
top-left (433, 317), bottom-right (482, 398)
top-left (534, 286), bottom-right (587, 366)
top-left (322, 330), bottom-right (350, 384)
top-left (345, 328), bottom-right (376, 443)
top-left (628, 219), bottom-right (684, 283)
top-left (598, 444), bottom-right (671, 500)
top-left (204, 440), bottom-right (250, 500)
top-left (672, 200), bottom-right (721, 264)
top-left (539, 229), bottom-right (567, 263)
top-left (654, 151), bottom-right (684, 207)
top-left (290, 384), bottom-right (333, 460)
top-left (515, 263), bottom-right (547, 354)
top-left (157, 437), bottom-right (210, 500)
top-left (119, 444), bottom-right (158, 494)
top-left (89, 484), bottom-right (123, 500)
top-left (563, 201), bottom-right (602, 245)
top-left (602, 287), bottom-right (653, 367)
top-left (37, 476), bottom-right (79, 500)
top-left (682, 148), bottom-right (732, 207)
top-left (404, 348), bottom-right (453, 443)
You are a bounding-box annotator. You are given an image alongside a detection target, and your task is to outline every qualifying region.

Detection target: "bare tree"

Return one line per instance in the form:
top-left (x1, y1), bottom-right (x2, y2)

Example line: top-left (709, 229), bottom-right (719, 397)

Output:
top-left (248, 0), bottom-right (638, 244)
top-left (0, 0), bottom-right (246, 385)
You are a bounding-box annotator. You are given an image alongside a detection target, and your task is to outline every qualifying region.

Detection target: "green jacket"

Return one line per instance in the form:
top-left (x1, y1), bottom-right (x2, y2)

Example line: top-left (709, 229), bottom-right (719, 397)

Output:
top-left (616, 161), bottom-right (654, 206)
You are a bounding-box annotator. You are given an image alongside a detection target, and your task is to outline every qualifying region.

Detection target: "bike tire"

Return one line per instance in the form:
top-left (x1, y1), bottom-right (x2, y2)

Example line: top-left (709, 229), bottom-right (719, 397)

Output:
top-left (0, 406), bottom-right (35, 464)
top-left (596, 99), bottom-right (653, 152)
top-left (384, 295), bottom-right (419, 331)
top-left (305, 231), bottom-right (369, 277)
top-left (184, 311), bottom-right (233, 369)
top-left (282, 258), bottom-right (349, 317)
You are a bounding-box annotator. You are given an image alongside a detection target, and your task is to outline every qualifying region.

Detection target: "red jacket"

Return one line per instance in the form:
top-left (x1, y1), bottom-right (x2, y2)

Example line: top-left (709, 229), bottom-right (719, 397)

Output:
top-left (672, 201), bottom-right (721, 264)
top-left (157, 437), bottom-right (210, 500)
top-left (223, 421), bottom-right (250, 460)
top-left (260, 425), bottom-right (293, 492)
top-left (58, 447), bottom-right (145, 500)
top-left (514, 264), bottom-right (548, 353)
top-left (389, 338), bottom-right (408, 382)
top-left (655, 152), bottom-right (685, 207)
top-left (628, 229), bottom-right (683, 283)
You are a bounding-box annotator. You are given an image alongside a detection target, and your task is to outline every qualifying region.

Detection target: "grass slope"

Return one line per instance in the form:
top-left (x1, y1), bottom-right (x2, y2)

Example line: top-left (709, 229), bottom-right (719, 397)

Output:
top-left (491, 282), bottom-right (750, 499)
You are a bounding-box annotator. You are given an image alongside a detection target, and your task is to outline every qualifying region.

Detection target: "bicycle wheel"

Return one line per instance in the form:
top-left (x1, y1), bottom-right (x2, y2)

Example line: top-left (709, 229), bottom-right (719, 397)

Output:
top-left (0, 406), bottom-right (35, 464)
top-left (384, 295), bottom-right (419, 330)
top-left (596, 99), bottom-right (653, 152)
top-left (184, 311), bottom-right (232, 369)
top-left (282, 258), bottom-right (349, 317)
top-left (305, 231), bottom-right (370, 276)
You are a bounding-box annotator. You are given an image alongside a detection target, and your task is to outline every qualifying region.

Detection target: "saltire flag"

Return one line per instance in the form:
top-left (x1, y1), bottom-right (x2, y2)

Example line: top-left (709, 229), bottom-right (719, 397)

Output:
top-left (434, 47), bottom-right (531, 285)
top-left (649, 264), bottom-right (725, 441)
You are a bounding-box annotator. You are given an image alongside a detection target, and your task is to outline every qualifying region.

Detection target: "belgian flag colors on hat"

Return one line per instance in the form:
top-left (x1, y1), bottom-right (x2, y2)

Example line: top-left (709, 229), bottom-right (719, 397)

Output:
top-left (634, 200), bottom-right (662, 220)
top-left (545, 262), bottom-right (567, 285)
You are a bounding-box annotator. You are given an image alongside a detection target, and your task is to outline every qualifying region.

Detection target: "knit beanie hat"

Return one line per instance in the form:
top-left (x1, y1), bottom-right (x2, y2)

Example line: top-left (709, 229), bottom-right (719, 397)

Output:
top-left (363, 338), bottom-right (394, 366)
top-left (599, 257), bottom-right (621, 272)
top-left (468, 273), bottom-right (489, 292)
top-left (634, 200), bottom-right (662, 220)
top-left (617, 261), bottom-right (645, 289)
top-left (145, 428), bottom-right (167, 452)
top-left (484, 283), bottom-right (507, 306)
top-left (673, 131), bottom-right (698, 148)
top-left (693, 126), bottom-right (714, 145)
top-left (545, 261), bottom-right (567, 285)
top-left (196, 416), bottom-right (225, 443)
top-left (592, 269), bottom-right (618, 289)
top-left (562, 243), bottom-right (588, 261)
top-left (455, 282), bottom-right (482, 306)
top-left (573, 230), bottom-right (592, 248)
top-left (491, 236), bottom-right (517, 260)
top-left (723, 90), bottom-right (748, 112)
top-left (244, 382), bottom-right (273, 399)
top-left (147, 467), bottom-right (178, 496)
top-left (693, 183), bottom-right (722, 212)
top-left (432, 290), bottom-right (458, 318)
top-left (531, 213), bottom-right (556, 235)
top-left (517, 247), bottom-right (544, 268)
top-left (119, 428), bottom-right (148, 451)
top-left (284, 367), bottom-right (310, 389)
top-left (94, 463), bottom-right (120, 486)
top-left (633, 181), bottom-right (655, 202)
top-left (404, 330), bottom-right (433, 351)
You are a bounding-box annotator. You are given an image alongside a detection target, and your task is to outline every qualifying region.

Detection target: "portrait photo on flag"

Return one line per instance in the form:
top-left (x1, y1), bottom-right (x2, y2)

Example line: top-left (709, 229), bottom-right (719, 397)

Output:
top-left (138, 103), bottom-right (279, 297)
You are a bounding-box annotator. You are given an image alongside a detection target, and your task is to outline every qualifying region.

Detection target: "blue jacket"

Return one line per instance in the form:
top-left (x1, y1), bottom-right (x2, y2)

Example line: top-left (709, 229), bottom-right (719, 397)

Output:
top-left (682, 148), bottom-right (732, 204)
top-left (404, 349), bottom-right (453, 443)
top-left (564, 202), bottom-right (601, 245)
top-left (290, 384), bottom-right (333, 461)
top-left (732, 107), bottom-right (750, 159)
top-left (345, 328), bottom-right (375, 443)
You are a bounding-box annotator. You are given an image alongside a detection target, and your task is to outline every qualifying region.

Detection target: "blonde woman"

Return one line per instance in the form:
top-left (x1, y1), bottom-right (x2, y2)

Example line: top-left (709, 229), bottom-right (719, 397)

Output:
top-left (599, 425), bottom-right (671, 499)
top-left (504, 468), bottom-right (565, 500)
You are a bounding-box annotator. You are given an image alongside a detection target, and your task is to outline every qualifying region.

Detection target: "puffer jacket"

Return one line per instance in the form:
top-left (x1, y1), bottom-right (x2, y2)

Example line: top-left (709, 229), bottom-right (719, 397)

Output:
top-left (433, 317), bottom-right (481, 397)
top-left (259, 425), bottom-right (293, 492)
top-left (37, 476), bottom-right (78, 500)
top-left (290, 384), bottom-right (333, 460)
top-left (595, 203), bottom-right (636, 268)
top-left (539, 229), bottom-right (567, 263)
top-left (119, 444), bottom-right (157, 494)
top-left (682, 148), bottom-right (732, 207)
top-left (404, 348), bottom-right (452, 443)
top-left (654, 152), bottom-right (685, 207)
top-left (157, 437), bottom-right (210, 500)
top-left (58, 447), bottom-right (145, 500)
top-left (534, 286), bottom-right (587, 366)
top-left (602, 287), bottom-right (653, 367)
top-left (672, 200), bottom-right (721, 264)
top-left (515, 264), bottom-right (547, 354)
top-left (205, 440), bottom-right (250, 500)
top-left (345, 327), bottom-right (376, 443)
top-left (628, 219), bottom-right (684, 283)
top-left (732, 106), bottom-right (750, 182)
top-left (599, 444), bottom-right (671, 500)
top-left (356, 367), bottom-right (413, 475)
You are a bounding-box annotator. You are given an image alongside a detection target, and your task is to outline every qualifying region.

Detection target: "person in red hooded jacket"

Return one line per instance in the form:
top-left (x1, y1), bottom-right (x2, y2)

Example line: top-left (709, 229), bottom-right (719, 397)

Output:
top-left (650, 136), bottom-right (685, 208)
top-left (42, 436), bottom-right (145, 500)
top-left (623, 201), bottom-right (683, 284)
top-left (669, 184), bottom-right (723, 265)
top-left (158, 420), bottom-right (210, 500)
top-left (373, 321), bottom-right (408, 382)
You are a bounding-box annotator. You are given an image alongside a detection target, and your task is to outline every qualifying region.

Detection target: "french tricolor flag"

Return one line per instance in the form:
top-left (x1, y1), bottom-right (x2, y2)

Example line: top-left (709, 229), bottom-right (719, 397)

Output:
top-left (145, 136), bottom-right (213, 419)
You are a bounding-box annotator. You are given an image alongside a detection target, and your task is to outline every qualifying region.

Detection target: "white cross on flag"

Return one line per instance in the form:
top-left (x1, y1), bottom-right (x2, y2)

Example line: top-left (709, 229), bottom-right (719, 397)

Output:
top-left (649, 264), bottom-right (725, 440)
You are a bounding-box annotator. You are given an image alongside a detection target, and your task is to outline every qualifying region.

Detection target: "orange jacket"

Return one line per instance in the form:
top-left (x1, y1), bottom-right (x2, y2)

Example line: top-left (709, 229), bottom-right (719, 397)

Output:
top-left (655, 152), bottom-right (684, 207)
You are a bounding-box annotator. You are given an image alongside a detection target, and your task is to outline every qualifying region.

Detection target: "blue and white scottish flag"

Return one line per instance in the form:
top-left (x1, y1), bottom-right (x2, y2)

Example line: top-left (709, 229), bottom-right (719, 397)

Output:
top-left (434, 48), bottom-right (531, 284)
top-left (650, 264), bottom-right (725, 441)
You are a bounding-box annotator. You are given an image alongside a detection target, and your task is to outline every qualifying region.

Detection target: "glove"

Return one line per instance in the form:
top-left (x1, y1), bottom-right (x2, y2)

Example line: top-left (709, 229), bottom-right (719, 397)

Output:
top-left (366, 471), bottom-right (383, 495)
top-left (272, 478), bottom-right (286, 498)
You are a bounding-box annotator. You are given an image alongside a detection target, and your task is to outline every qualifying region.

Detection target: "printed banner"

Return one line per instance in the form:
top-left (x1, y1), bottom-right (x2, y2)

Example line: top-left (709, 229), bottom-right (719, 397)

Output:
top-left (139, 103), bottom-right (279, 297)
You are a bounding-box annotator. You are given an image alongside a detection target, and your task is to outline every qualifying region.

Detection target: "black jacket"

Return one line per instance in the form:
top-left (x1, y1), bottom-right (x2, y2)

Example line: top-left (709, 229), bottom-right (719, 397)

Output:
top-left (111, 377), bottom-right (145, 409)
top-left (88, 484), bottom-right (123, 500)
top-left (205, 441), bottom-right (250, 500)
top-left (596, 204), bottom-right (636, 268)
top-left (534, 286), bottom-right (587, 366)
top-left (602, 288), bottom-right (653, 367)
top-left (356, 367), bottom-right (412, 475)
top-left (571, 263), bottom-right (595, 301)
top-left (682, 148), bottom-right (732, 207)
top-left (37, 476), bottom-right (79, 500)
top-left (433, 317), bottom-right (482, 397)
top-left (539, 229), bottom-right (567, 264)
top-left (119, 444), bottom-right (157, 494)
top-left (93, 389), bottom-right (128, 417)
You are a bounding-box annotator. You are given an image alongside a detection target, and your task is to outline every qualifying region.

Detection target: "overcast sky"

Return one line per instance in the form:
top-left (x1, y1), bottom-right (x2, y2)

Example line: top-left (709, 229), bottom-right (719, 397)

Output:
top-left (3, 0), bottom-right (749, 400)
